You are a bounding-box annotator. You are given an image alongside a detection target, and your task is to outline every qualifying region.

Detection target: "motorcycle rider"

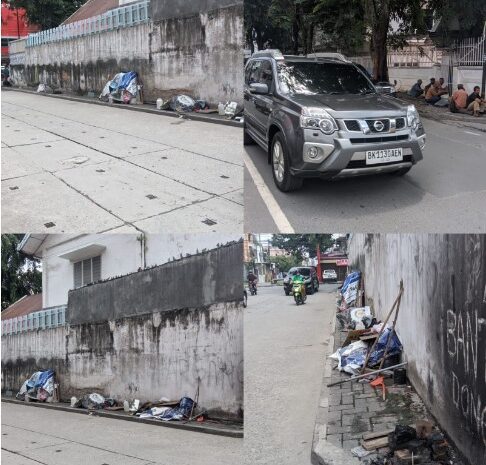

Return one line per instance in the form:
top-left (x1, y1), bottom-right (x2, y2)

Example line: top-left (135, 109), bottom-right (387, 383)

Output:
top-left (292, 271), bottom-right (306, 299)
top-left (247, 271), bottom-right (258, 292)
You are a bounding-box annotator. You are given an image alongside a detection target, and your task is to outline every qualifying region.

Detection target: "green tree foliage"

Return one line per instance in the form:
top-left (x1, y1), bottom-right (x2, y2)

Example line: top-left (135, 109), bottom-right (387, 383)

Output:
top-left (363, 0), bottom-right (427, 81)
top-left (312, 0), bottom-right (366, 54)
top-left (1, 234), bottom-right (42, 311)
top-left (428, 0), bottom-right (486, 44)
top-left (6, 0), bottom-right (84, 30)
top-left (271, 234), bottom-right (335, 260)
top-left (272, 254), bottom-right (301, 273)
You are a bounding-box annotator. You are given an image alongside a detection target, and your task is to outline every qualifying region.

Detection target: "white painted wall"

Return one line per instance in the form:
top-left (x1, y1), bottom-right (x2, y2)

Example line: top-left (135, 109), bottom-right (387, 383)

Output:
top-left (39, 234), bottom-right (241, 308)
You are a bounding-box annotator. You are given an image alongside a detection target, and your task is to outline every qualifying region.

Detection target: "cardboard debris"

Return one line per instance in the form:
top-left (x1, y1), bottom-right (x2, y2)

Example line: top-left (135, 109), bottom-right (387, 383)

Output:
top-left (361, 436), bottom-right (389, 451)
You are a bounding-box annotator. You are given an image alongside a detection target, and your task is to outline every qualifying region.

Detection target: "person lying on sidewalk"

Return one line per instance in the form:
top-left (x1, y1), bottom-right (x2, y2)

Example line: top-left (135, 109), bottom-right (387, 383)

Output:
top-left (450, 84), bottom-right (469, 114)
top-left (466, 86), bottom-right (485, 117)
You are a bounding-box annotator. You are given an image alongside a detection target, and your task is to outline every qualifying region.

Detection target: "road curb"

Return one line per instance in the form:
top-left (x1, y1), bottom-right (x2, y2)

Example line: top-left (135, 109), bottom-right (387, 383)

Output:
top-left (1, 398), bottom-right (243, 438)
top-left (311, 302), bottom-right (360, 465)
top-left (3, 87), bottom-right (244, 128)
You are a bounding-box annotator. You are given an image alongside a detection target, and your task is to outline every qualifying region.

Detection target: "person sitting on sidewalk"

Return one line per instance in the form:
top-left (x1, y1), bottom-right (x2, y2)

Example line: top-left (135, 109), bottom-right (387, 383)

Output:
top-left (466, 86), bottom-right (485, 117)
top-left (450, 84), bottom-right (468, 113)
top-left (408, 79), bottom-right (423, 98)
top-left (425, 82), bottom-right (441, 105)
top-left (437, 78), bottom-right (448, 96)
top-left (424, 77), bottom-right (435, 94)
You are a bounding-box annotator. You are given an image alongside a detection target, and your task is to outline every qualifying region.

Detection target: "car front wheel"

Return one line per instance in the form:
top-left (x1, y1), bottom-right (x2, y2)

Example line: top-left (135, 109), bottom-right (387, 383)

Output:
top-left (271, 132), bottom-right (303, 192)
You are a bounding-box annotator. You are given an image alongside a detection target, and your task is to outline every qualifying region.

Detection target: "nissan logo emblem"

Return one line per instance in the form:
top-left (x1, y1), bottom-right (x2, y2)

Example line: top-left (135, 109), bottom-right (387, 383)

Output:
top-left (373, 120), bottom-right (385, 132)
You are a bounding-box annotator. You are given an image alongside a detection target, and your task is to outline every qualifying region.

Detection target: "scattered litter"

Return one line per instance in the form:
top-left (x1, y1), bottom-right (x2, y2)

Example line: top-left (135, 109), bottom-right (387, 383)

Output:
top-left (351, 446), bottom-right (372, 458)
top-left (99, 72), bottom-right (142, 104)
top-left (16, 370), bottom-right (56, 402)
top-left (36, 83), bottom-right (53, 94)
top-left (169, 95), bottom-right (196, 112)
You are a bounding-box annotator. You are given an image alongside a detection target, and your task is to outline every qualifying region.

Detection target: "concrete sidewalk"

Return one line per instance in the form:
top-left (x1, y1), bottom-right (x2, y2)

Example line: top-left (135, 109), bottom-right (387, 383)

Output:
top-left (1, 398), bottom-right (243, 438)
top-left (4, 87), bottom-right (243, 128)
top-left (1, 91), bottom-right (243, 233)
top-left (1, 401), bottom-right (242, 465)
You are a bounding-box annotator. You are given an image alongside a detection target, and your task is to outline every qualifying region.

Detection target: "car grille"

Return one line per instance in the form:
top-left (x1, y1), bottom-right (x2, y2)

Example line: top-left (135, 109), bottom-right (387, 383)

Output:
top-left (349, 135), bottom-right (409, 144)
top-left (396, 117), bottom-right (406, 129)
top-left (344, 117), bottom-right (407, 133)
top-left (346, 155), bottom-right (413, 169)
top-left (366, 119), bottom-right (390, 132)
top-left (344, 120), bottom-right (361, 131)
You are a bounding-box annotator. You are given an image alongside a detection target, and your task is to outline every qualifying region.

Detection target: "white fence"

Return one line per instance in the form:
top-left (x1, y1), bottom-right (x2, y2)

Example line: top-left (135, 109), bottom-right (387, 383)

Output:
top-left (452, 35), bottom-right (485, 66)
top-left (350, 46), bottom-right (441, 72)
top-left (26, 0), bottom-right (150, 47)
top-left (1, 305), bottom-right (66, 336)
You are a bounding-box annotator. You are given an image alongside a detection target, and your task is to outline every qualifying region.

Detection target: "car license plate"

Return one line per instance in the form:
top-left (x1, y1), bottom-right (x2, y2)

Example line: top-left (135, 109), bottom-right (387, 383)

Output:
top-left (366, 148), bottom-right (403, 165)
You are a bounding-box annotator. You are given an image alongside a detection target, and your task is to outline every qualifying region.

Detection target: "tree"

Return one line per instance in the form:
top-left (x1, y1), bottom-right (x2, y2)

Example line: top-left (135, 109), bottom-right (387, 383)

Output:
top-left (312, 0), bottom-right (366, 55)
top-left (1, 234), bottom-right (42, 311)
top-left (271, 234), bottom-right (335, 260)
top-left (428, 0), bottom-right (486, 44)
top-left (365, 0), bottom-right (427, 81)
top-left (272, 254), bottom-right (301, 273)
top-left (6, 0), bottom-right (84, 30)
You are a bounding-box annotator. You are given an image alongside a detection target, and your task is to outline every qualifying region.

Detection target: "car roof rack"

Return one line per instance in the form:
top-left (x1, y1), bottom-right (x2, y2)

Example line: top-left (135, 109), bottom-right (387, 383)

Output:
top-left (307, 52), bottom-right (351, 63)
top-left (251, 49), bottom-right (285, 60)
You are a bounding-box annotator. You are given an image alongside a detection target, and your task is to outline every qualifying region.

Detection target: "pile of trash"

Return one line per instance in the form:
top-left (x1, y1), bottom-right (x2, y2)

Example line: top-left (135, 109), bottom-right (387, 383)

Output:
top-left (331, 273), bottom-right (404, 379)
top-left (353, 421), bottom-right (461, 465)
top-left (155, 95), bottom-right (243, 120)
top-left (71, 393), bottom-right (201, 422)
top-left (16, 370), bottom-right (58, 402)
top-left (99, 71), bottom-right (141, 104)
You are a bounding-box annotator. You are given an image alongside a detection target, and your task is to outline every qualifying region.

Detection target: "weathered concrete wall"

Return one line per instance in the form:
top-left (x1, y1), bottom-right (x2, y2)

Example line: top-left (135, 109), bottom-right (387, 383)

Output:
top-left (2, 301), bottom-right (243, 417)
top-left (348, 234), bottom-right (486, 465)
top-left (67, 241), bottom-right (243, 324)
top-left (2, 243), bottom-right (244, 417)
top-left (151, 0), bottom-right (241, 21)
top-left (40, 233), bottom-right (240, 308)
top-left (16, 3), bottom-right (243, 103)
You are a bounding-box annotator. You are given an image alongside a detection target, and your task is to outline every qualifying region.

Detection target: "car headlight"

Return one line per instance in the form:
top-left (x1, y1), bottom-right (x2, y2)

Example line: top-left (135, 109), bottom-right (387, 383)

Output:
top-left (301, 107), bottom-right (338, 135)
top-left (407, 105), bottom-right (420, 130)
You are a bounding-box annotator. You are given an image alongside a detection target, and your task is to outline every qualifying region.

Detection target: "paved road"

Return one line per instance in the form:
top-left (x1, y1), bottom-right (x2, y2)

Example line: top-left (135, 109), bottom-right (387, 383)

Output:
top-left (244, 284), bottom-right (336, 465)
top-left (244, 118), bottom-right (486, 232)
top-left (1, 402), bottom-right (242, 465)
top-left (1, 91), bottom-right (243, 233)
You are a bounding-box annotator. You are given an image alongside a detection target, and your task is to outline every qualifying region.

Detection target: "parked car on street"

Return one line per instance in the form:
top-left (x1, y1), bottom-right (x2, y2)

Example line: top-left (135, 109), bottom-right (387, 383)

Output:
top-left (323, 269), bottom-right (338, 282)
top-left (283, 266), bottom-right (319, 295)
top-left (244, 49), bottom-right (426, 191)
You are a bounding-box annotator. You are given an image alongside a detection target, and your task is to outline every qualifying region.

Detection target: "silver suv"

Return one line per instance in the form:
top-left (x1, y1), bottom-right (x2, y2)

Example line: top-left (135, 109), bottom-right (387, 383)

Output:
top-left (244, 50), bottom-right (426, 192)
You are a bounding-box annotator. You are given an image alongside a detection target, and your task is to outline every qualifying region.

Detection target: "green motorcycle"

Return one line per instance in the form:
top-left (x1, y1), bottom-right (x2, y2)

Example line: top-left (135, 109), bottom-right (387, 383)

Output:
top-left (292, 276), bottom-right (307, 305)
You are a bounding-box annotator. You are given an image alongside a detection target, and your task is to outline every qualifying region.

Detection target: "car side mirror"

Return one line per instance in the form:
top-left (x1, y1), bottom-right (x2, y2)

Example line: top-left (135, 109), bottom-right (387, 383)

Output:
top-left (250, 83), bottom-right (269, 95)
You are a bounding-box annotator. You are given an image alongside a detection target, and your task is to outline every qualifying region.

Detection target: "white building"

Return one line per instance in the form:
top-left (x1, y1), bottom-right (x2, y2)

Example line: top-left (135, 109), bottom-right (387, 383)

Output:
top-left (19, 233), bottom-right (241, 309)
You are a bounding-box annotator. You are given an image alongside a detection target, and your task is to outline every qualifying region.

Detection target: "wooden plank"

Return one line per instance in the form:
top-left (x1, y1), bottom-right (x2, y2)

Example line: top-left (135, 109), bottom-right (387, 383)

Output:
top-left (362, 428), bottom-right (394, 441)
top-left (361, 436), bottom-right (389, 451)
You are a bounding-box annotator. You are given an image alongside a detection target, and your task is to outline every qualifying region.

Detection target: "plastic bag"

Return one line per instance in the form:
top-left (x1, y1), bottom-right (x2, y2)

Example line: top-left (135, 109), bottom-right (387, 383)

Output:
top-left (367, 327), bottom-right (402, 366)
top-left (341, 272), bottom-right (360, 304)
top-left (81, 393), bottom-right (105, 409)
top-left (169, 95), bottom-right (195, 112)
top-left (159, 397), bottom-right (194, 421)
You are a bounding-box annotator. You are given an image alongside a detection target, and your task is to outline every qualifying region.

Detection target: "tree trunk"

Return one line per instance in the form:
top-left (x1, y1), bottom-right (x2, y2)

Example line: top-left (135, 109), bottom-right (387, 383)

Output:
top-left (292, 19), bottom-right (299, 55)
top-left (370, 2), bottom-right (390, 82)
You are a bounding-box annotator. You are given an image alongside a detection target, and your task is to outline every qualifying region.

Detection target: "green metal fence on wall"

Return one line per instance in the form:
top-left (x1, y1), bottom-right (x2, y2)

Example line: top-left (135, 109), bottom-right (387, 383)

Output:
top-left (26, 1), bottom-right (150, 48)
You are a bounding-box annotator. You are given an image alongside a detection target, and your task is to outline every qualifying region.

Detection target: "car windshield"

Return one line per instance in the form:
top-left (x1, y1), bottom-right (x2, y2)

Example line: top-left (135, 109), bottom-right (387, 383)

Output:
top-left (277, 61), bottom-right (375, 96)
top-left (289, 268), bottom-right (311, 276)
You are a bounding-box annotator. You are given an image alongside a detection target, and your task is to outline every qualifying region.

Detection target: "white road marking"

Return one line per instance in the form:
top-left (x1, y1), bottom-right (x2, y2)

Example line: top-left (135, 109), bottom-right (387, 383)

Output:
top-left (464, 131), bottom-right (482, 136)
top-left (244, 151), bottom-right (295, 233)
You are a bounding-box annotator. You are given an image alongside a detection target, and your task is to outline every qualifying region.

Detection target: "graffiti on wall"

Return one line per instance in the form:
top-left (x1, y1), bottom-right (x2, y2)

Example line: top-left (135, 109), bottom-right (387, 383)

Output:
top-left (447, 306), bottom-right (486, 446)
